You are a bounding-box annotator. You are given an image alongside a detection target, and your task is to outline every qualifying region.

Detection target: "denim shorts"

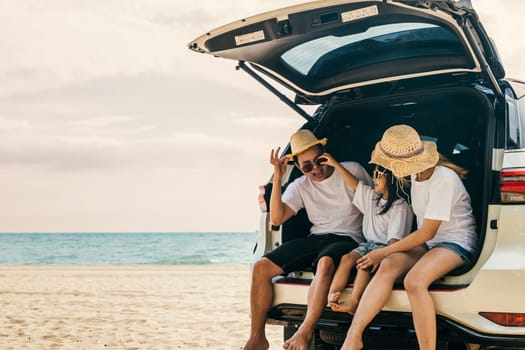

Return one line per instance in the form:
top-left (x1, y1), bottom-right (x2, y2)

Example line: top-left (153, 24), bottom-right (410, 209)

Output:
top-left (425, 242), bottom-right (474, 265)
top-left (352, 242), bottom-right (387, 257)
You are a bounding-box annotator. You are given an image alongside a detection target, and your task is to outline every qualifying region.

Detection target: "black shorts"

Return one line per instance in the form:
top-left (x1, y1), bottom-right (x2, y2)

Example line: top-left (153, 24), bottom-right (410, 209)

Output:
top-left (264, 233), bottom-right (359, 274)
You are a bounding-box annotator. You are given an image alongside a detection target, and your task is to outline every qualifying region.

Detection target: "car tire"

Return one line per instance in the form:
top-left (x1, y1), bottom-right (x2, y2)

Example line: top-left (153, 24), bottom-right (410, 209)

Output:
top-left (319, 328), bottom-right (346, 346)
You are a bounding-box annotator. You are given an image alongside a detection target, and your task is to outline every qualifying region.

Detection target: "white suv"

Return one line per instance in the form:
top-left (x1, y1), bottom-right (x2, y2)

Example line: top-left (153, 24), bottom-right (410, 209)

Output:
top-left (189, 1), bottom-right (525, 349)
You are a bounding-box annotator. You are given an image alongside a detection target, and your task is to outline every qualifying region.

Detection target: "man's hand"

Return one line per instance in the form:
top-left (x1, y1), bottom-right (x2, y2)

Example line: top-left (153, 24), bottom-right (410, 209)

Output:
top-left (270, 147), bottom-right (289, 180)
top-left (356, 247), bottom-right (388, 273)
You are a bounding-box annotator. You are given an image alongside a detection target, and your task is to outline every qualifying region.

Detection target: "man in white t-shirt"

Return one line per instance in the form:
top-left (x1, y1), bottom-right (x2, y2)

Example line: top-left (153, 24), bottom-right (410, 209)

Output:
top-left (243, 130), bottom-right (372, 350)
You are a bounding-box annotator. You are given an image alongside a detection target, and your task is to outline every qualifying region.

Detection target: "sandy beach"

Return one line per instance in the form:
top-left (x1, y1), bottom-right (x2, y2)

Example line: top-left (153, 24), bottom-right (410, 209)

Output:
top-left (0, 265), bottom-right (283, 349)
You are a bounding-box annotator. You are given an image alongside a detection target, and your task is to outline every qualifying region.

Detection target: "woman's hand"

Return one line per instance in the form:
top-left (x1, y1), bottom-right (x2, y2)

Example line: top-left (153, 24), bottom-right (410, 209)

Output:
top-left (270, 147), bottom-right (289, 180)
top-left (357, 247), bottom-right (388, 273)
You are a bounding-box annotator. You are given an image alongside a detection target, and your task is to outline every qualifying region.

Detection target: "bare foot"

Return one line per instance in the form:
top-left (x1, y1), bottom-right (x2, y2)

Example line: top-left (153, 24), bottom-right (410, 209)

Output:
top-left (340, 334), bottom-right (363, 350)
top-left (327, 291), bottom-right (341, 304)
top-left (283, 330), bottom-right (311, 350)
top-left (243, 334), bottom-right (269, 350)
top-left (327, 296), bottom-right (358, 315)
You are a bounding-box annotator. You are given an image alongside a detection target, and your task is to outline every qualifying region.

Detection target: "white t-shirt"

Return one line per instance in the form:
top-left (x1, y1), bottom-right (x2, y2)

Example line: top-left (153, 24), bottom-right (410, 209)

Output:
top-left (353, 182), bottom-right (413, 244)
top-left (282, 161), bottom-right (372, 243)
top-left (410, 166), bottom-right (477, 252)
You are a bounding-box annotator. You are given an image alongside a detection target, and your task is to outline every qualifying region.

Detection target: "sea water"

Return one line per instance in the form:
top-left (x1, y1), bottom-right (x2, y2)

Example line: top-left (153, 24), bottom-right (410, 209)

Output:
top-left (0, 232), bottom-right (257, 265)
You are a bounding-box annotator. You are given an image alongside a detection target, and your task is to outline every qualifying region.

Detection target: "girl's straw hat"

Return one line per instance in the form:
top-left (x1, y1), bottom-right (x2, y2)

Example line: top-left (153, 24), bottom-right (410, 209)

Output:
top-left (370, 125), bottom-right (439, 178)
top-left (288, 130), bottom-right (327, 157)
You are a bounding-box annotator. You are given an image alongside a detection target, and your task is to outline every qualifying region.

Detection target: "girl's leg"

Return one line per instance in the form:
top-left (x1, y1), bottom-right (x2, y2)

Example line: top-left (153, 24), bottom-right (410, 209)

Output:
top-left (328, 251), bottom-right (360, 304)
top-left (347, 267), bottom-right (372, 310)
top-left (328, 267), bottom-right (370, 314)
top-left (404, 248), bottom-right (464, 350)
top-left (341, 247), bottom-right (426, 350)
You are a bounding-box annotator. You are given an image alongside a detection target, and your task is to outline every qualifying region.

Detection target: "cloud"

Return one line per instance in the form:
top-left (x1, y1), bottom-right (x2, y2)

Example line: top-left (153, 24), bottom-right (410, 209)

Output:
top-left (69, 115), bottom-right (140, 128)
top-left (0, 1), bottom-right (180, 97)
top-left (0, 65), bottom-right (298, 176)
top-left (0, 117), bottom-right (31, 133)
top-left (475, 0), bottom-right (525, 78)
top-left (0, 0), bottom-right (306, 99)
top-left (231, 115), bottom-right (301, 129)
top-left (0, 0), bottom-right (523, 232)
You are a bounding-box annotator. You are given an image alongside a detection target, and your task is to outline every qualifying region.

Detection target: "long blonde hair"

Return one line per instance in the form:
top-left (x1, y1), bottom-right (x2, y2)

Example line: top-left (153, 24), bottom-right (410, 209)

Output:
top-left (437, 154), bottom-right (468, 179)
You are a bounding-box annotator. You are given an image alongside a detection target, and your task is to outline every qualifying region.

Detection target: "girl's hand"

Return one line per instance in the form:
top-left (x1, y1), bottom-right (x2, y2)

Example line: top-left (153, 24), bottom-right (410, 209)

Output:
top-left (270, 147), bottom-right (289, 180)
top-left (318, 152), bottom-right (339, 168)
top-left (357, 248), bottom-right (387, 273)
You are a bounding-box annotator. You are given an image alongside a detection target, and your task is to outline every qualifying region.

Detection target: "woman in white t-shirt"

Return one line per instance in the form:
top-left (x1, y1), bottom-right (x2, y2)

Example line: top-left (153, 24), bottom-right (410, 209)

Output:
top-left (323, 160), bottom-right (413, 315)
top-left (340, 125), bottom-right (477, 350)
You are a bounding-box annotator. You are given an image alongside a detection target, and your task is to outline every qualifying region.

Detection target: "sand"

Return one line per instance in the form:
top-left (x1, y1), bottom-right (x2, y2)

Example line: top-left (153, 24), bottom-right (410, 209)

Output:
top-left (0, 265), bottom-right (283, 349)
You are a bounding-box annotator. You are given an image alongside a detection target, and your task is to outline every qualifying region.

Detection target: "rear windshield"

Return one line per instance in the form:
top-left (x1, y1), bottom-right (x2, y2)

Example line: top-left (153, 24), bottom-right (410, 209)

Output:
top-left (281, 22), bottom-right (467, 79)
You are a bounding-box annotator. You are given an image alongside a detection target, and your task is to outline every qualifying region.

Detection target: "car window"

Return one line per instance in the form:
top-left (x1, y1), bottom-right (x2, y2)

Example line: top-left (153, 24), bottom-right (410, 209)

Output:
top-left (520, 98), bottom-right (525, 148)
top-left (281, 22), bottom-right (467, 78)
top-left (420, 134), bottom-right (438, 143)
top-left (509, 80), bottom-right (525, 99)
top-left (506, 96), bottom-right (524, 149)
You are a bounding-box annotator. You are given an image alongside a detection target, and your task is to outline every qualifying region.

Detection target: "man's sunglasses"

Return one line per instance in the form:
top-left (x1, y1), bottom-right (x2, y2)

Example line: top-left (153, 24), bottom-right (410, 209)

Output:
top-left (300, 157), bottom-right (327, 174)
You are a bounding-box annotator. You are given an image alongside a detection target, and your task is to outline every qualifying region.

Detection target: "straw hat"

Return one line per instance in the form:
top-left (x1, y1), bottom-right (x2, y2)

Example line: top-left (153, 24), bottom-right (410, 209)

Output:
top-left (288, 130), bottom-right (327, 157)
top-left (370, 125), bottom-right (439, 178)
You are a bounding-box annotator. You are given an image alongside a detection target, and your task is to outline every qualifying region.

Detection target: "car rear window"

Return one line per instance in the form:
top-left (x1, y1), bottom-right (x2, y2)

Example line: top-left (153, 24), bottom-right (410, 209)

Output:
top-left (281, 22), bottom-right (467, 79)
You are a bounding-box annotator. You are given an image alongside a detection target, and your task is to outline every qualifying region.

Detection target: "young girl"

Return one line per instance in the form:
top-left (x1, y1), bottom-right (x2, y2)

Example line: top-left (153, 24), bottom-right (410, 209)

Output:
top-left (323, 161), bottom-right (413, 315)
top-left (341, 125), bottom-right (477, 350)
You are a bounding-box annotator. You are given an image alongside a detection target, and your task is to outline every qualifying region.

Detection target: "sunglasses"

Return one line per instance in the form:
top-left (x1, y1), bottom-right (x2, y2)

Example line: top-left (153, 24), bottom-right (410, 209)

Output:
top-left (373, 167), bottom-right (387, 180)
top-left (300, 157), bottom-right (327, 174)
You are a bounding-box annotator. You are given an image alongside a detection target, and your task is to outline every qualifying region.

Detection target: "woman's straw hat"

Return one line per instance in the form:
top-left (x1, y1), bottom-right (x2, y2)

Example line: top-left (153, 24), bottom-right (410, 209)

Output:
top-left (288, 130), bottom-right (327, 157)
top-left (370, 125), bottom-right (439, 178)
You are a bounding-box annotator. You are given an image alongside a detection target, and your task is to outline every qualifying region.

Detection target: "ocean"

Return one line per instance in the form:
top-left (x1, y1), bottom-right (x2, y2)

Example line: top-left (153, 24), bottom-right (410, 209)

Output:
top-left (0, 232), bottom-right (257, 265)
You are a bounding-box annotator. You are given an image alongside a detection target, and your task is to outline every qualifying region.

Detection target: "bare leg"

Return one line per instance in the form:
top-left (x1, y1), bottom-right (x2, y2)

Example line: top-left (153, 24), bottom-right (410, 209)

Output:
top-left (329, 268), bottom-right (371, 314)
top-left (283, 256), bottom-right (335, 350)
top-left (341, 247), bottom-right (426, 350)
top-left (328, 252), bottom-right (360, 304)
top-left (404, 248), bottom-right (464, 350)
top-left (243, 257), bottom-right (285, 350)
top-left (349, 268), bottom-right (372, 303)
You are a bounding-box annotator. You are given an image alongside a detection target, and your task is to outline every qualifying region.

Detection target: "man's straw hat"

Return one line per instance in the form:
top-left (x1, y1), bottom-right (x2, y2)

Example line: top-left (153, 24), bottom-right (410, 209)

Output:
top-left (370, 125), bottom-right (439, 178)
top-left (288, 130), bottom-right (327, 157)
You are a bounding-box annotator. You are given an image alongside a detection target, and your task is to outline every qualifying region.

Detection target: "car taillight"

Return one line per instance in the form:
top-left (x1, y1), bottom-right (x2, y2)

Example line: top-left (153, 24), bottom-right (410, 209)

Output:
top-left (500, 168), bottom-right (525, 203)
top-left (479, 312), bottom-right (525, 327)
top-left (258, 185), bottom-right (268, 212)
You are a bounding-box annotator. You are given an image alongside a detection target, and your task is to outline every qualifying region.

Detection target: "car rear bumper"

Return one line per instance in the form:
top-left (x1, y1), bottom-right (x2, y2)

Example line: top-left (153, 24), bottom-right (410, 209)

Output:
top-left (267, 304), bottom-right (525, 349)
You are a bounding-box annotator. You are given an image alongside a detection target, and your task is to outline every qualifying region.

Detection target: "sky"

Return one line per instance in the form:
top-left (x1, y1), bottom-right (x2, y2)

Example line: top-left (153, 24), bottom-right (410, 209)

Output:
top-left (0, 0), bottom-right (523, 233)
